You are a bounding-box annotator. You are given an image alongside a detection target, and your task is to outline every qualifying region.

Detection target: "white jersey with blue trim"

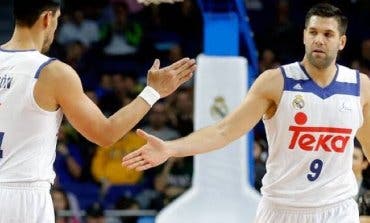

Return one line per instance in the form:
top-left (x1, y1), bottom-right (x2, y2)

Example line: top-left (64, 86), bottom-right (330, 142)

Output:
top-left (262, 62), bottom-right (362, 207)
top-left (0, 49), bottom-right (63, 184)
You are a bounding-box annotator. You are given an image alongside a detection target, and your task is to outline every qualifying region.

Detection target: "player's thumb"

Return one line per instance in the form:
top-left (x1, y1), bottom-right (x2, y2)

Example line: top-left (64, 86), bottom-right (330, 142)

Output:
top-left (136, 129), bottom-right (162, 147)
top-left (136, 129), bottom-right (150, 140)
top-left (150, 59), bottom-right (160, 70)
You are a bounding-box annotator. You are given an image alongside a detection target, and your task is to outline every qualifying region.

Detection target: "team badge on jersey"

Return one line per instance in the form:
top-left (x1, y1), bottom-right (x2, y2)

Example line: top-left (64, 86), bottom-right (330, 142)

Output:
top-left (210, 96), bottom-right (228, 121)
top-left (292, 95), bottom-right (305, 110)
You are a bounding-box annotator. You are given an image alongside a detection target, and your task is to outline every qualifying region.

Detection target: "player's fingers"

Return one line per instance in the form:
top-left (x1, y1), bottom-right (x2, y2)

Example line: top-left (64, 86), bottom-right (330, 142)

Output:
top-left (178, 71), bottom-right (194, 86)
top-left (127, 160), bottom-right (148, 170)
top-left (136, 163), bottom-right (153, 171)
top-left (174, 59), bottom-right (196, 74)
top-left (167, 58), bottom-right (190, 71)
top-left (122, 155), bottom-right (144, 166)
top-left (177, 64), bottom-right (196, 82)
top-left (122, 149), bottom-right (142, 162)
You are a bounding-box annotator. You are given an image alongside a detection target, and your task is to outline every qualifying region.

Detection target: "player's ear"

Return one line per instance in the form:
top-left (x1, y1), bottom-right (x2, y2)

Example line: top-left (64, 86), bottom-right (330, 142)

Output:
top-left (303, 29), bottom-right (307, 45)
top-left (41, 11), bottom-right (53, 28)
top-left (339, 35), bottom-right (347, 51)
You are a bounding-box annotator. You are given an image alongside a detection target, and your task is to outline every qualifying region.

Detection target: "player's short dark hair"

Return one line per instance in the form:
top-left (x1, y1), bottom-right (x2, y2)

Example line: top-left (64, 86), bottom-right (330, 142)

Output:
top-left (305, 3), bottom-right (348, 35)
top-left (13, 0), bottom-right (61, 27)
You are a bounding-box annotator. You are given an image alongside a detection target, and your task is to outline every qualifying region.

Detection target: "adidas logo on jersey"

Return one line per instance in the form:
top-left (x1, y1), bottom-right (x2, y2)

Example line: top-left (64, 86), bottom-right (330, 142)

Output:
top-left (288, 112), bottom-right (351, 153)
top-left (293, 83), bottom-right (303, 90)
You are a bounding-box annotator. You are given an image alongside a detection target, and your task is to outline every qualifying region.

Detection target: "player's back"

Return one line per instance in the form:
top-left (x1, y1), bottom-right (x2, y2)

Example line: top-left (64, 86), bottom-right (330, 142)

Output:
top-left (0, 48), bottom-right (63, 184)
top-left (262, 62), bottom-right (361, 207)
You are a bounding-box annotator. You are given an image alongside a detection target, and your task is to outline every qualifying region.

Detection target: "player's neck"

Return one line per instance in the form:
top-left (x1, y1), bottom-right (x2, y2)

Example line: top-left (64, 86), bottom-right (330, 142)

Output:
top-left (301, 58), bottom-right (337, 88)
top-left (2, 26), bottom-right (43, 52)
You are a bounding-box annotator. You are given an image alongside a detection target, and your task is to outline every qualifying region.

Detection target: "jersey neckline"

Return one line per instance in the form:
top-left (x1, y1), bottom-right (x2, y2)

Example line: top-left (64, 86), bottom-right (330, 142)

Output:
top-left (0, 47), bottom-right (37, 52)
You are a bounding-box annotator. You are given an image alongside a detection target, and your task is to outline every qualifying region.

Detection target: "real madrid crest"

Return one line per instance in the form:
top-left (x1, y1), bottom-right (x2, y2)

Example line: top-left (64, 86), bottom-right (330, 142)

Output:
top-left (292, 95), bottom-right (305, 110)
top-left (210, 96), bottom-right (228, 121)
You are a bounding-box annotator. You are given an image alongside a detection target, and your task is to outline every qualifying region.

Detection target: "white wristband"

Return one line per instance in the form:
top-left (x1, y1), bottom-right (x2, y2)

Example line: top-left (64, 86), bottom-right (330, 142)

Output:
top-left (139, 86), bottom-right (160, 107)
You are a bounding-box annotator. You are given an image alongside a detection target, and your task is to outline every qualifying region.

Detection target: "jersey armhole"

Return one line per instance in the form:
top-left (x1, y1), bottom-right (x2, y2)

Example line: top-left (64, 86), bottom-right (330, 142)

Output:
top-left (279, 66), bottom-right (287, 91)
top-left (29, 58), bottom-right (61, 115)
top-left (34, 58), bottom-right (56, 79)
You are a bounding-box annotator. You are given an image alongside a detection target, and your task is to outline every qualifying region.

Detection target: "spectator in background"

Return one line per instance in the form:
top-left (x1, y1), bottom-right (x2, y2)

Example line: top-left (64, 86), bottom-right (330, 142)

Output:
top-left (353, 140), bottom-right (370, 222)
top-left (358, 38), bottom-right (370, 76)
top-left (142, 102), bottom-right (180, 140)
top-left (168, 89), bottom-right (193, 136)
top-left (54, 121), bottom-right (83, 186)
top-left (57, 9), bottom-right (99, 47)
top-left (259, 49), bottom-right (280, 73)
top-left (353, 139), bottom-right (369, 199)
top-left (253, 139), bottom-right (267, 192)
top-left (115, 197), bottom-right (140, 223)
top-left (99, 2), bottom-right (143, 56)
top-left (85, 202), bottom-right (106, 223)
top-left (99, 73), bottom-right (140, 116)
top-left (63, 41), bottom-right (86, 71)
top-left (95, 74), bottom-right (114, 100)
top-left (91, 129), bottom-right (146, 187)
top-left (350, 38), bottom-right (370, 76)
top-left (149, 157), bottom-right (192, 211)
top-left (91, 95), bottom-right (146, 199)
top-left (51, 188), bottom-right (81, 223)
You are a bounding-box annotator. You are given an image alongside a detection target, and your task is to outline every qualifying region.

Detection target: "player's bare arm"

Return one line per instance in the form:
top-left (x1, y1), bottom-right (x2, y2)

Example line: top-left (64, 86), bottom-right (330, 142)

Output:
top-left (122, 68), bottom-right (283, 170)
top-left (35, 58), bottom-right (196, 147)
top-left (356, 73), bottom-right (370, 161)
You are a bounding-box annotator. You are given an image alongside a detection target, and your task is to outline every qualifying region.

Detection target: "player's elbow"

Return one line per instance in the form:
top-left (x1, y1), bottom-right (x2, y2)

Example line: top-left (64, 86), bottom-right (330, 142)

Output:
top-left (93, 129), bottom-right (116, 147)
top-left (93, 121), bottom-right (119, 147)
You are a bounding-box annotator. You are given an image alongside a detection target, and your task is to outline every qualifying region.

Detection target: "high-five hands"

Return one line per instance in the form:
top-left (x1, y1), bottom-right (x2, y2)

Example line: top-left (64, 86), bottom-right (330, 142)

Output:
top-left (122, 129), bottom-right (172, 171)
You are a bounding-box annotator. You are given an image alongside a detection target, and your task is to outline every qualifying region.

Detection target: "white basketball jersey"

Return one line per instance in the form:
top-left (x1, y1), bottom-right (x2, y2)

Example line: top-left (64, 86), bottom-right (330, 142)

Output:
top-left (262, 62), bottom-right (362, 207)
top-left (0, 49), bottom-right (63, 184)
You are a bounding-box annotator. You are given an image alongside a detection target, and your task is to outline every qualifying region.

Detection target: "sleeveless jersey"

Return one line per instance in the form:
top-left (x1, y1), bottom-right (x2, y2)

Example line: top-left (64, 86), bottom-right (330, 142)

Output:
top-left (0, 48), bottom-right (63, 184)
top-left (262, 62), bottom-right (362, 207)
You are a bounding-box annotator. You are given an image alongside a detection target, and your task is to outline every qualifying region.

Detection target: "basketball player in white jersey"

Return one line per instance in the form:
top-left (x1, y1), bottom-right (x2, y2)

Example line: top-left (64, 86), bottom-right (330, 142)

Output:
top-left (123, 3), bottom-right (370, 223)
top-left (0, 0), bottom-right (196, 222)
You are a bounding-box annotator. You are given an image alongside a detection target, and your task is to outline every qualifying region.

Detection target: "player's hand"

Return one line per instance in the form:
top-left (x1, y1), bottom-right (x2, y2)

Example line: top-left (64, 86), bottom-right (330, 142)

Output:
top-left (147, 58), bottom-right (196, 98)
top-left (121, 129), bottom-right (172, 171)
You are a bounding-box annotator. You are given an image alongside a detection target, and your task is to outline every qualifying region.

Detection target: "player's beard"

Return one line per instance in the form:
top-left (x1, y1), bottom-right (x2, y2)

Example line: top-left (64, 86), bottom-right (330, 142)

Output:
top-left (41, 34), bottom-right (53, 53)
top-left (306, 49), bottom-right (336, 69)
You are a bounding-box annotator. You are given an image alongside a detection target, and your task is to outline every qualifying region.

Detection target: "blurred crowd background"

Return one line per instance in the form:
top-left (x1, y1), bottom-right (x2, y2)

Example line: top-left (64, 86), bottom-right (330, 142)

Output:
top-left (1, 0), bottom-right (370, 222)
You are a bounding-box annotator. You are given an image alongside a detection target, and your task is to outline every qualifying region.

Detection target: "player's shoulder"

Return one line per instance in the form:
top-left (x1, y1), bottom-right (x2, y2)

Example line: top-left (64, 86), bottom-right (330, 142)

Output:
top-left (259, 67), bottom-right (282, 77)
top-left (359, 73), bottom-right (370, 105)
top-left (359, 72), bottom-right (370, 84)
top-left (38, 59), bottom-right (79, 83)
top-left (257, 67), bottom-right (283, 84)
top-left (42, 60), bottom-right (75, 76)
top-left (251, 67), bottom-right (283, 100)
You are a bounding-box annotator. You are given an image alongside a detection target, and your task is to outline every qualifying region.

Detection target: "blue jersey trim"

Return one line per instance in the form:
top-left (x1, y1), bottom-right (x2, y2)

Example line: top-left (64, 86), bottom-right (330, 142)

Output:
top-left (356, 70), bottom-right (360, 96)
top-left (34, 58), bottom-right (56, 79)
top-left (283, 63), bottom-right (359, 99)
top-left (279, 66), bottom-right (288, 91)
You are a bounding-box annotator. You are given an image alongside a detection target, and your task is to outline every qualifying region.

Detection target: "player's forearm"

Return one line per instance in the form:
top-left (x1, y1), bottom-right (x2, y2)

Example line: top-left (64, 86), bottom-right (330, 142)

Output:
top-left (167, 123), bottom-right (230, 158)
top-left (102, 97), bottom-right (151, 146)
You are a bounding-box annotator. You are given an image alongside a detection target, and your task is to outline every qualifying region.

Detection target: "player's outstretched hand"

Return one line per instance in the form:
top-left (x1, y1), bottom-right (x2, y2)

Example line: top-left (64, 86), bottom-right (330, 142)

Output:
top-left (122, 129), bottom-right (172, 171)
top-left (147, 58), bottom-right (196, 98)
